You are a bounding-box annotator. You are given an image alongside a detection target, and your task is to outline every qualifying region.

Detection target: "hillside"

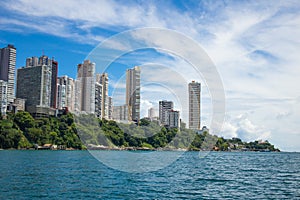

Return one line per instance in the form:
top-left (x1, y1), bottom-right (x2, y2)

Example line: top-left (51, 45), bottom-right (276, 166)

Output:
top-left (0, 112), bottom-right (279, 152)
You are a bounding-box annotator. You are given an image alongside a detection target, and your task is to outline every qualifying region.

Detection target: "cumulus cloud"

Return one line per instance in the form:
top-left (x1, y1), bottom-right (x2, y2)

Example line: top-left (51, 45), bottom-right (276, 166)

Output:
top-left (221, 114), bottom-right (271, 142)
top-left (1, 0), bottom-right (300, 150)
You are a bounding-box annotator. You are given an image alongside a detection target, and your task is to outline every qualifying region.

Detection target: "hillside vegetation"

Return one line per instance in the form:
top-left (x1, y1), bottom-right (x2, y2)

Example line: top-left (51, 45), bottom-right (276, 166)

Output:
top-left (0, 112), bottom-right (279, 151)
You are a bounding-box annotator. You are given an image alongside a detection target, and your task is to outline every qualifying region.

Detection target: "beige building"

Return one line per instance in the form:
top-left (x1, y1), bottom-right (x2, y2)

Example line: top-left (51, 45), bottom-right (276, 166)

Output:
top-left (126, 66), bottom-right (140, 122)
top-left (75, 60), bottom-right (95, 114)
top-left (188, 81), bottom-right (201, 130)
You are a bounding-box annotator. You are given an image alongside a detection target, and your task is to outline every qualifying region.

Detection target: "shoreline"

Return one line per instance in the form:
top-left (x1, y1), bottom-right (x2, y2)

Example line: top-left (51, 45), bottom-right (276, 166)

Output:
top-left (0, 147), bottom-right (282, 152)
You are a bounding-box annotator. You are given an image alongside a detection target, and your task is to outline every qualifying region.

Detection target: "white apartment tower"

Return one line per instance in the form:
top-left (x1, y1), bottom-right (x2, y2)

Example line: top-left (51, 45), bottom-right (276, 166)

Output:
top-left (76, 60), bottom-right (95, 114)
top-left (96, 73), bottom-right (109, 119)
top-left (57, 76), bottom-right (75, 111)
top-left (0, 44), bottom-right (16, 104)
top-left (0, 80), bottom-right (7, 116)
top-left (126, 66), bottom-right (140, 122)
top-left (95, 81), bottom-right (103, 118)
top-left (188, 81), bottom-right (201, 130)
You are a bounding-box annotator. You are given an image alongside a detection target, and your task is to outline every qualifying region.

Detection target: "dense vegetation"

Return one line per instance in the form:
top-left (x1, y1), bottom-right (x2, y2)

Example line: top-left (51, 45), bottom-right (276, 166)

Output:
top-left (0, 112), bottom-right (279, 151)
top-left (76, 115), bottom-right (280, 151)
top-left (0, 112), bottom-right (82, 149)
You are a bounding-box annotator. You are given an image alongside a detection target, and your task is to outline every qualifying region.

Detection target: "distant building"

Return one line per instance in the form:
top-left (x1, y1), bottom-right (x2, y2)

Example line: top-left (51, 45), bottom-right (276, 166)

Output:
top-left (0, 44), bottom-right (16, 104)
top-left (96, 73), bottom-right (109, 119)
top-left (0, 80), bottom-right (7, 116)
top-left (16, 56), bottom-right (57, 118)
top-left (75, 60), bottom-right (95, 114)
top-left (57, 75), bottom-right (75, 111)
top-left (189, 81), bottom-right (201, 130)
top-left (126, 66), bottom-right (140, 122)
top-left (112, 104), bottom-right (128, 122)
top-left (159, 100), bottom-right (173, 125)
top-left (95, 81), bottom-right (103, 118)
top-left (167, 110), bottom-right (180, 128)
top-left (12, 98), bottom-right (25, 112)
top-left (108, 96), bottom-right (113, 120)
top-left (148, 107), bottom-right (157, 119)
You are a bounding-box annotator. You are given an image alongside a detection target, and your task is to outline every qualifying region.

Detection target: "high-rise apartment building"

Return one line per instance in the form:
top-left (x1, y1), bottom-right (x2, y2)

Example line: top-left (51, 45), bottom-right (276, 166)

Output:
top-left (16, 61), bottom-right (55, 117)
top-left (0, 44), bottom-right (16, 104)
top-left (24, 55), bottom-right (58, 109)
top-left (167, 110), bottom-right (180, 128)
top-left (95, 81), bottom-right (102, 118)
top-left (108, 96), bottom-right (113, 120)
top-left (126, 66), bottom-right (140, 122)
top-left (0, 80), bottom-right (7, 116)
top-left (57, 76), bottom-right (75, 111)
top-left (96, 73), bottom-right (109, 119)
top-left (189, 81), bottom-right (201, 130)
top-left (159, 100), bottom-right (173, 125)
top-left (112, 104), bottom-right (128, 122)
top-left (76, 60), bottom-right (95, 114)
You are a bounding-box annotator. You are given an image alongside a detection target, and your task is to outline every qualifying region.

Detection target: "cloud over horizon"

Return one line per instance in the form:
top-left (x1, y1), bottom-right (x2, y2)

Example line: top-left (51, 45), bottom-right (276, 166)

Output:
top-left (1, 0), bottom-right (300, 151)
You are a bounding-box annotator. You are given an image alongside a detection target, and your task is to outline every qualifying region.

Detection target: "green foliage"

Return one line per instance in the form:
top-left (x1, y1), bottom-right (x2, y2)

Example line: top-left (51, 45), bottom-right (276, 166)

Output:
top-left (0, 111), bottom-right (84, 149)
top-left (0, 112), bottom-right (279, 151)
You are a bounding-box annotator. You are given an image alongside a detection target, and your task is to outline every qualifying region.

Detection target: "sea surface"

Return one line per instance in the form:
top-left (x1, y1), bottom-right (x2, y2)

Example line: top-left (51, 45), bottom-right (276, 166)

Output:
top-left (0, 150), bottom-right (299, 199)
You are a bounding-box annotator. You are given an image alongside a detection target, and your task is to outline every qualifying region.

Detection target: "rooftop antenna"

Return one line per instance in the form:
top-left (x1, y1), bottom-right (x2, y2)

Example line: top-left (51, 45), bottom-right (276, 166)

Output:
top-left (42, 49), bottom-right (44, 56)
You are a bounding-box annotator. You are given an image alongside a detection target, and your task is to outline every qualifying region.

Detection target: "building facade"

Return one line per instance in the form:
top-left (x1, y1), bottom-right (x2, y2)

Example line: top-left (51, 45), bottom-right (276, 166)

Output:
top-left (24, 55), bottom-right (58, 109)
top-left (17, 65), bottom-right (52, 107)
top-left (126, 66), bottom-right (140, 122)
top-left (167, 110), bottom-right (180, 128)
top-left (95, 81), bottom-right (102, 118)
top-left (16, 60), bottom-right (56, 118)
top-left (188, 81), bottom-right (201, 130)
top-left (96, 73), bottom-right (109, 119)
top-left (108, 96), bottom-right (113, 120)
top-left (57, 75), bottom-right (75, 111)
top-left (0, 80), bottom-right (7, 116)
top-left (159, 100), bottom-right (174, 125)
top-left (76, 60), bottom-right (95, 114)
top-left (148, 107), bottom-right (157, 119)
top-left (0, 44), bottom-right (16, 104)
top-left (112, 104), bottom-right (128, 122)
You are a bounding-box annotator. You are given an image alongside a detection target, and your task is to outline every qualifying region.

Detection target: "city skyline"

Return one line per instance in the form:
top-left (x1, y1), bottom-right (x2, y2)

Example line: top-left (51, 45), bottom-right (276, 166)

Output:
top-left (0, 45), bottom-right (195, 130)
top-left (0, 1), bottom-right (299, 151)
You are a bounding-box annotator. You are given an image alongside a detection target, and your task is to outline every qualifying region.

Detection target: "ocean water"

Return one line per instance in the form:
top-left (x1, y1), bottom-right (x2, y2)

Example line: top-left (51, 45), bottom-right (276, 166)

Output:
top-left (0, 151), bottom-right (299, 199)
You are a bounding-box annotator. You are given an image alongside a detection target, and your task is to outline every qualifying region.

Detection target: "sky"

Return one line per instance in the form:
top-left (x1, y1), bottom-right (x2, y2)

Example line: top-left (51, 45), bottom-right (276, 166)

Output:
top-left (0, 0), bottom-right (300, 151)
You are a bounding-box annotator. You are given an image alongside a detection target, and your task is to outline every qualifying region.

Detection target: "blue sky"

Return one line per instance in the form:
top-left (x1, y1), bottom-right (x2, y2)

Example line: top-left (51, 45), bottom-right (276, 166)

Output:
top-left (1, 0), bottom-right (300, 151)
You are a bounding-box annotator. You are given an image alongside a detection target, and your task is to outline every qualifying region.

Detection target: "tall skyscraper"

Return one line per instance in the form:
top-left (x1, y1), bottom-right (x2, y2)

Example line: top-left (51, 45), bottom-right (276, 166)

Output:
top-left (76, 60), bottom-right (95, 114)
top-left (57, 76), bottom-right (75, 111)
top-left (16, 62), bottom-right (54, 117)
top-left (24, 55), bottom-right (58, 109)
top-left (108, 96), bottom-right (113, 120)
top-left (0, 44), bottom-right (16, 104)
top-left (95, 81), bottom-right (103, 118)
top-left (126, 66), bottom-right (140, 122)
top-left (159, 100), bottom-right (173, 125)
top-left (0, 80), bottom-right (7, 116)
top-left (96, 73), bottom-right (109, 119)
top-left (50, 60), bottom-right (58, 108)
top-left (189, 81), bottom-right (201, 130)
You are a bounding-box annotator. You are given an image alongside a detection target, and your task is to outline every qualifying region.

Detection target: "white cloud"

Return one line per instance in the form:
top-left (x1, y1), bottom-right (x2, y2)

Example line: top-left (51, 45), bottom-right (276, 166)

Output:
top-left (2, 0), bottom-right (300, 150)
top-left (221, 114), bottom-right (271, 142)
top-left (140, 99), bottom-right (153, 118)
